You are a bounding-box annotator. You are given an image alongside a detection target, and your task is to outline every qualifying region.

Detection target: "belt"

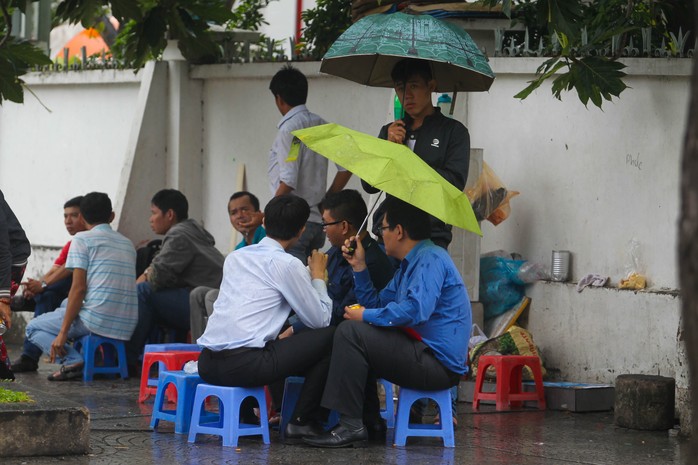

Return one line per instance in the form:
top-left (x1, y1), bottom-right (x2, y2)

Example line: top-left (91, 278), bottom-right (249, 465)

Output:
top-left (204, 346), bottom-right (257, 359)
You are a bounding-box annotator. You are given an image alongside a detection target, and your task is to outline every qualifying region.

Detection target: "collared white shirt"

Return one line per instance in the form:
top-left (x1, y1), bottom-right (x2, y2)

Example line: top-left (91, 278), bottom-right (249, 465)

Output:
top-left (197, 237), bottom-right (332, 350)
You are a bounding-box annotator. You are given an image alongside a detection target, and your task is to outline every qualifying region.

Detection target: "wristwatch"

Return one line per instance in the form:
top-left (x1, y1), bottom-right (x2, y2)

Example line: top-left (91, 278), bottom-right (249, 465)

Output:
top-left (41, 281), bottom-right (48, 290)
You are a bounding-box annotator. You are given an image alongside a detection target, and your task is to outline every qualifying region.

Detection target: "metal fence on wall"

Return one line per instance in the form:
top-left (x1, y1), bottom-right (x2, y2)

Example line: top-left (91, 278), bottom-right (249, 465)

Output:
top-left (495, 27), bottom-right (695, 58)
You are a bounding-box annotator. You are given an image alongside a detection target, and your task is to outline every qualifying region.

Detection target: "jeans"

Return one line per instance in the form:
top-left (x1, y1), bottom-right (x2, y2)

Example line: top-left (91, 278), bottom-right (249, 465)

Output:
top-left (287, 221), bottom-right (325, 264)
top-left (26, 305), bottom-right (91, 366)
top-left (126, 282), bottom-right (192, 366)
top-left (22, 277), bottom-right (72, 362)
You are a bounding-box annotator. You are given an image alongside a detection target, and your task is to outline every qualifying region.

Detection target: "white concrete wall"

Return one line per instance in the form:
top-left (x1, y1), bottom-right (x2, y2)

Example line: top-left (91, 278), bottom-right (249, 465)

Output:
top-left (0, 70), bottom-right (142, 277)
top-left (193, 62), bottom-right (392, 251)
top-left (470, 58), bottom-right (690, 291)
top-left (0, 57), bottom-right (691, 422)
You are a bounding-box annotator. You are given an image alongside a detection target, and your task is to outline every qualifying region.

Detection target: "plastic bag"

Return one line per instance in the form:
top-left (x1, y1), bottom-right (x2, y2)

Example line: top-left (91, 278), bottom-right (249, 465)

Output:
top-left (469, 325), bottom-right (546, 381)
top-left (618, 238), bottom-right (647, 289)
top-left (466, 162), bottom-right (519, 225)
top-left (469, 324), bottom-right (488, 350)
top-left (183, 360), bottom-right (198, 374)
top-left (480, 256), bottom-right (527, 319)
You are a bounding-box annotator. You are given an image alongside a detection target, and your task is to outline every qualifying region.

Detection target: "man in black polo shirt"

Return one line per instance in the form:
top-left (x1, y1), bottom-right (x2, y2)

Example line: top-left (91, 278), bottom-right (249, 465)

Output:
top-left (363, 57), bottom-right (471, 250)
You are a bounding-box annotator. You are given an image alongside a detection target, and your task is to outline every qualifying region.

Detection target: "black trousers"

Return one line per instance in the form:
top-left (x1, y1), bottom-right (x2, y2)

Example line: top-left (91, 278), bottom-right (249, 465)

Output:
top-left (321, 321), bottom-right (460, 419)
top-left (198, 326), bottom-right (336, 423)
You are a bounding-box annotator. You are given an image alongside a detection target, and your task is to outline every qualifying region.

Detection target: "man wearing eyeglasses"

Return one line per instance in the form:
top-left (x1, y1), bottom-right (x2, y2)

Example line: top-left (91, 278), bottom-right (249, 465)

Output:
top-left (277, 189), bottom-right (395, 440)
top-left (305, 197), bottom-right (471, 448)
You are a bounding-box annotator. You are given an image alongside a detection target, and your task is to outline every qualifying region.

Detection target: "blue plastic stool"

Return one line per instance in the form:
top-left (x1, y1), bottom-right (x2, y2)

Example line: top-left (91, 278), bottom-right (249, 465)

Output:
top-left (143, 344), bottom-right (202, 389)
top-left (393, 387), bottom-right (455, 447)
top-left (151, 370), bottom-right (206, 434)
top-left (379, 379), bottom-right (396, 428)
top-left (74, 334), bottom-right (129, 382)
top-left (279, 376), bottom-right (304, 440)
top-left (279, 376), bottom-right (339, 440)
top-left (188, 383), bottom-right (270, 447)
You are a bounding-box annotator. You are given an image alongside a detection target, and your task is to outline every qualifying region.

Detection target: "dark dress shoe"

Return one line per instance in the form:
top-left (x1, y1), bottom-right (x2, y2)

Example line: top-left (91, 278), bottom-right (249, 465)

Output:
top-left (303, 425), bottom-right (368, 448)
top-left (283, 421), bottom-right (325, 445)
top-left (364, 419), bottom-right (387, 441)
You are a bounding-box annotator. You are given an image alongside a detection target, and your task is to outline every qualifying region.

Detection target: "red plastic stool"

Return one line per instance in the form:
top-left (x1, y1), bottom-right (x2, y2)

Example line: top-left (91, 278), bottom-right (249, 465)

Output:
top-left (472, 355), bottom-right (546, 411)
top-left (139, 351), bottom-right (201, 403)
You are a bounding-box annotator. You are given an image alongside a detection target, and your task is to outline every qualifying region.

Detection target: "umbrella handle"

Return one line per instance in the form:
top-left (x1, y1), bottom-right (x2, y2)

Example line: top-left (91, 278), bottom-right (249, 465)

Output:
top-left (449, 92), bottom-right (458, 116)
top-left (347, 191), bottom-right (385, 255)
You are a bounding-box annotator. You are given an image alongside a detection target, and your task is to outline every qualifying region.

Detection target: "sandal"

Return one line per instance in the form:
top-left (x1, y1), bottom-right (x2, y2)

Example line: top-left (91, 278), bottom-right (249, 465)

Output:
top-left (47, 363), bottom-right (84, 381)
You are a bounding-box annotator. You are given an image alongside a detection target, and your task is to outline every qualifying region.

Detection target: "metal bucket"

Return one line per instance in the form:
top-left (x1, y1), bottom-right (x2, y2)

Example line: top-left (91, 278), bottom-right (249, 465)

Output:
top-left (551, 250), bottom-right (571, 282)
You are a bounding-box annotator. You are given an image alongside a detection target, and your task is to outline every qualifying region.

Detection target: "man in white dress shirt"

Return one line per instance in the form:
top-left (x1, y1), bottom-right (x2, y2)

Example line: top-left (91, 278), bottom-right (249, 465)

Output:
top-left (197, 195), bottom-right (334, 444)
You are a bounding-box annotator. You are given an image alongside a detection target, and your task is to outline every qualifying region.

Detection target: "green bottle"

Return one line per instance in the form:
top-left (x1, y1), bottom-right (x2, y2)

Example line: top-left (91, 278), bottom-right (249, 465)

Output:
top-left (393, 94), bottom-right (403, 120)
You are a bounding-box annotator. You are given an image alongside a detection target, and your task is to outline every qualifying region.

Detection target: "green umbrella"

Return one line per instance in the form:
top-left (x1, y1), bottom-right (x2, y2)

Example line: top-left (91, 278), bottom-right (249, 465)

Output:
top-left (320, 11), bottom-right (495, 92)
top-left (292, 123), bottom-right (481, 236)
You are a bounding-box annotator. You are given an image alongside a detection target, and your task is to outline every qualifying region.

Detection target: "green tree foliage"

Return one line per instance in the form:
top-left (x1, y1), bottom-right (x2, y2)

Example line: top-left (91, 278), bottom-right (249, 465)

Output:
top-left (106, 0), bottom-right (233, 67)
top-left (487, 0), bottom-right (693, 108)
top-left (0, 0), bottom-right (691, 106)
top-left (300, 0), bottom-right (351, 59)
top-left (0, 0), bottom-right (233, 103)
top-left (0, 0), bottom-right (52, 103)
top-left (229, 0), bottom-right (270, 31)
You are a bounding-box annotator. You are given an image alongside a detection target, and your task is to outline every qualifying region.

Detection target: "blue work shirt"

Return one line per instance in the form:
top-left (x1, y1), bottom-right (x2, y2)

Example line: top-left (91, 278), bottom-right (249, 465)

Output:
top-left (353, 240), bottom-right (472, 375)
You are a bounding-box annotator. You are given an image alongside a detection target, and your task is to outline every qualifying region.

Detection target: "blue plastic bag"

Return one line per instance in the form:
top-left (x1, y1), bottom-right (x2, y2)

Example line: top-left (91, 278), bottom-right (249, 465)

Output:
top-left (479, 256), bottom-right (526, 319)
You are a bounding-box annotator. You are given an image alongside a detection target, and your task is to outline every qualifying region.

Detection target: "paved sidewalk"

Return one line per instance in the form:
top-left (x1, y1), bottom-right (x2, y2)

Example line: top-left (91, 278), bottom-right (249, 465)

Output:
top-left (3, 345), bottom-right (690, 465)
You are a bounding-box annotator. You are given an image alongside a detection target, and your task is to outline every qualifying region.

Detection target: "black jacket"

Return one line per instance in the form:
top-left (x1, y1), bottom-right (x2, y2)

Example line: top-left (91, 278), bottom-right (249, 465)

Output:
top-left (363, 107), bottom-right (470, 247)
top-left (0, 190), bottom-right (31, 297)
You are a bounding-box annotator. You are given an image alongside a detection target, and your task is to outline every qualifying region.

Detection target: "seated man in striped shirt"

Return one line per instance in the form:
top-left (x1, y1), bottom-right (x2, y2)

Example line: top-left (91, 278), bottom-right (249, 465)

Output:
top-left (25, 192), bottom-right (138, 381)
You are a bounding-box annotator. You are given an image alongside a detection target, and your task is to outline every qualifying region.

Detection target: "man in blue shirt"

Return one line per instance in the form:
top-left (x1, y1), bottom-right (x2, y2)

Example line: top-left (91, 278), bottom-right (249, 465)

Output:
top-left (285, 190), bottom-right (394, 334)
top-left (305, 197), bottom-right (472, 448)
top-left (26, 192), bottom-right (138, 381)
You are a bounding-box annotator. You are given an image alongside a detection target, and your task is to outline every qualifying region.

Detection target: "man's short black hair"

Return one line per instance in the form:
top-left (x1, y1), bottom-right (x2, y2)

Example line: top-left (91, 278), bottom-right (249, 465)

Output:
top-left (264, 195), bottom-right (309, 240)
top-left (151, 189), bottom-right (189, 221)
top-left (64, 196), bottom-right (84, 209)
top-left (269, 65), bottom-right (308, 107)
top-left (320, 190), bottom-right (367, 230)
top-left (80, 192), bottom-right (112, 225)
top-left (229, 191), bottom-right (260, 212)
top-left (383, 196), bottom-right (431, 241)
top-left (391, 58), bottom-right (433, 85)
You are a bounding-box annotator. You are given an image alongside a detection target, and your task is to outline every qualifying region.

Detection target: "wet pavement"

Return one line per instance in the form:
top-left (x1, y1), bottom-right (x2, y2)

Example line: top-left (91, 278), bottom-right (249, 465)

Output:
top-left (3, 345), bottom-right (690, 465)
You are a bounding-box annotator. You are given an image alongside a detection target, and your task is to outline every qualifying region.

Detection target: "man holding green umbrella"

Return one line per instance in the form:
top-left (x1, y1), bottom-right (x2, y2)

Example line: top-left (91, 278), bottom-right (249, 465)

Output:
top-left (363, 58), bottom-right (471, 249)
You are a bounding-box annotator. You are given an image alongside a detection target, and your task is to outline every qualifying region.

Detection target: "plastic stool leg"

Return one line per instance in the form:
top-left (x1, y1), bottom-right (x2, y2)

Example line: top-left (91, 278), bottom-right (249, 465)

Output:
top-left (379, 379), bottom-right (395, 428)
top-left (279, 377), bottom-right (304, 440)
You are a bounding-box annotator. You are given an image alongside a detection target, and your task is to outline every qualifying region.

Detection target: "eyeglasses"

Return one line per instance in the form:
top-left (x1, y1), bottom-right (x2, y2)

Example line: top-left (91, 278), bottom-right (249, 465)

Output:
top-left (321, 220), bottom-right (344, 229)
top-left (376, 225), bottom-right (392, 237)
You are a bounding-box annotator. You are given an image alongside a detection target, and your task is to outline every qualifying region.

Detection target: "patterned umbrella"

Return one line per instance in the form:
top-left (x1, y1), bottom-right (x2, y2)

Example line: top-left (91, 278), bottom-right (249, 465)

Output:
top-left (320, 11), bottom-right (495, 92)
